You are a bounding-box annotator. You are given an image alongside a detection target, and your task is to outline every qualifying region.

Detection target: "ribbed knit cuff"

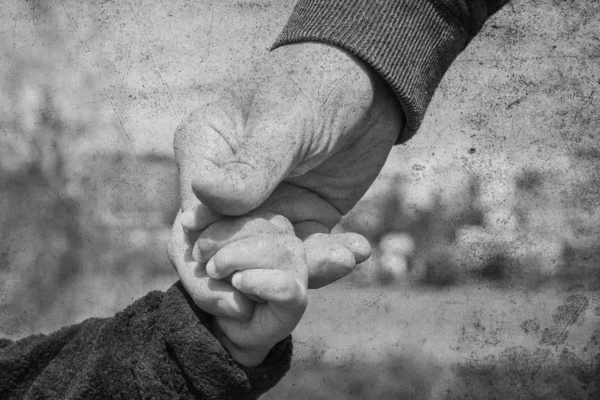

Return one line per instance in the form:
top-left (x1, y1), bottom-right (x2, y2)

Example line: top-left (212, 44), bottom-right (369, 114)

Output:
top-left (272, 0), bottom-right (470, 143)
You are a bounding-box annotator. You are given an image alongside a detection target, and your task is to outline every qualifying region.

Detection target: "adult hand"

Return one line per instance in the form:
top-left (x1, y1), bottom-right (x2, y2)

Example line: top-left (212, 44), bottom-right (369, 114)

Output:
top-left (175, 42), bottom-right (404, 230)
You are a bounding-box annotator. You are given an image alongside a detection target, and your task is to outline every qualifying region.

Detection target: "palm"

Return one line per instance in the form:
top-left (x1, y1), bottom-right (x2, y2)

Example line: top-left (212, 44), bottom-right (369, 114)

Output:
top-left (256, 133), bottom-right (396, 235)
top-left (286, 127), bottom-right (397, 217)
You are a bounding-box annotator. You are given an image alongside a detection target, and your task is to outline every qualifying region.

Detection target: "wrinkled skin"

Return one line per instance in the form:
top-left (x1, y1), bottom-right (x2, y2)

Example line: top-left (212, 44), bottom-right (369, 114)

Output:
top-left (169, 42), bottom-right (403, 327)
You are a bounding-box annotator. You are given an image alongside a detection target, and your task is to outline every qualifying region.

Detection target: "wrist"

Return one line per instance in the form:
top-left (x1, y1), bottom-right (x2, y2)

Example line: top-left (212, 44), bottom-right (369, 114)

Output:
top-left (211, 318), bottom-right (276, 367)
top-left (270, 42), bottom-right (375, 102)
top-left (225, 342), bottom-right (271, 368)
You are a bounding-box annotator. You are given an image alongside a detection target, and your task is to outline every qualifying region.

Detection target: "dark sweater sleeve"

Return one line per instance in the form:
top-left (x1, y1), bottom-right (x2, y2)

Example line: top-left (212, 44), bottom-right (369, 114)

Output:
top-left (272, 0), bottom-right (509, 143)
top-left (0, 282), bottom-right (292, 400)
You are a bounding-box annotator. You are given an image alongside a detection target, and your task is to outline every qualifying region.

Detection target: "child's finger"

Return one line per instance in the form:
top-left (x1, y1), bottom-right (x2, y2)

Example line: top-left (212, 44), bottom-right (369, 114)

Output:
top-left (292, 222), bottom-right (371, 263)
top-left (331, 232), bottom-right (371, 263)
top-left (206, 236), bottom-right (304, 280)
top-left (304, 236), bottom-right (357, 289)
top-left (184, 272), bottom-right (255, 320)
top-left (303, 232), bottom-right (371, 289)
top-left (169, 213), bottom-right (254, 320)
top-left (304, 232), bottom-right (371, 265)
top-left (193, 213), bottom-right (291, 262)
top-left (231, 269), bottom-right (307, 311)
top-left (249, 211), bottom-right (295, 233)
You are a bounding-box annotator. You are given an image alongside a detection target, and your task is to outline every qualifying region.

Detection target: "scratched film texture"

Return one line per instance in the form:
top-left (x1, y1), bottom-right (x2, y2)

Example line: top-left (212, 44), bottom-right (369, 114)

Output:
top-left (1, 0), bottom-right (599, 399)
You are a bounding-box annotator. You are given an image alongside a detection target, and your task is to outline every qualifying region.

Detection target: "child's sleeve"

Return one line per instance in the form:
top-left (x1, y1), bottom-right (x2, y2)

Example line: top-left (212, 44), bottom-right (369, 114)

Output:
top-left (0, 282), bottom-right (292, 400)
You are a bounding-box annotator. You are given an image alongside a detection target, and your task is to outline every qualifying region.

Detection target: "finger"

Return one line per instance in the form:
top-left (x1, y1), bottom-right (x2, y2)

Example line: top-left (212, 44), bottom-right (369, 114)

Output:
top-left (168, 212), bottom-right (254, 320)
top-left (304, 231), bottom-right (371, 264)
top-left (180, 203), bottom-right (223, 232)
top-left (191, 147), bottom-right (295, 216)
top-left (256, 183), bottom-right (342, 231)
top-left (191, 82), bottom-right (309, 216)
top-left (331, 232), bottom-right (371, 263)
top-left (231, 269), bottom-right (307, 311)
top-left (206, 235), bottom-right (303, 280)
top-left (303, 232), bottom-right (371, 289)
top-left (249, 211), bottom-right (295, 233)
top-left (304, 235), bottom-right (357, 289)
top-left (192, 214), bottom-right (291, 262)
top-left (184, 272), bottom-right (255, 321)
top-left (175, 103), bottom-right (241, 211)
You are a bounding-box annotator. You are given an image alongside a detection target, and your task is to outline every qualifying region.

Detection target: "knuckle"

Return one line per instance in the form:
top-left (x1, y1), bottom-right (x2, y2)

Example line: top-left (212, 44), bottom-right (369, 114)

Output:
top-left (281, 279), bottom-right (308, 309)
top-left (237, 217), bottom-right (277, 236)
top-left (245, 211), bottom-right (294, 233)
top-left (277, 241), bottom-right (295, 263)
top-left (281, 234), bottom-right (303, 248)
top-left (277, 280), bottom-right (302, 306)
top-left (278, 236), bottom-right (305, 262)
top-left (305, 233), bottom-right (329, 245)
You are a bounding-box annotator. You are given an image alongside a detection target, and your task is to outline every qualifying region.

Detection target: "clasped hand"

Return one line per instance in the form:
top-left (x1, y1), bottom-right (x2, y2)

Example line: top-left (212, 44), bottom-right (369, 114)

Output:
top-left (169, 42), bottom-right (403, 366)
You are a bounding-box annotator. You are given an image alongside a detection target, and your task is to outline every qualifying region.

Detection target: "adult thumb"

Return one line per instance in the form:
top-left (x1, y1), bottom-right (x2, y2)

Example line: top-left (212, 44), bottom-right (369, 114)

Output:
top-left (191, 139), bottom-right (298, 216)
top-left (191, 73), bottom-right (314, 216)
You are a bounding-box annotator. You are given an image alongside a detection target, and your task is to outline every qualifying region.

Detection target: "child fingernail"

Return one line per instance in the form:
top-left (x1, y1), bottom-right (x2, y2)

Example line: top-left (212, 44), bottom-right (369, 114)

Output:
top-left (180, 210), bottom-right (195, 228)
top-left (346, 235), bottom-right (371, 263)
top-left (206, 258), bottom-right (218, 278)
top-left (231, 272), bottom-right (242, 288)
top-left (192, 243), bottom-right (202, 262)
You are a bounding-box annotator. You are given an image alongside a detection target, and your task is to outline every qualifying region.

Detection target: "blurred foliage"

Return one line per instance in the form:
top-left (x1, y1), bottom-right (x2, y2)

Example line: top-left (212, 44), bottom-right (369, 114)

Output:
top-left (265, 344), bottom-right (600, 400)
top-left (0, 1), bottom-right (178, 337)
top-left (340, 159), bottom-right (600, 290)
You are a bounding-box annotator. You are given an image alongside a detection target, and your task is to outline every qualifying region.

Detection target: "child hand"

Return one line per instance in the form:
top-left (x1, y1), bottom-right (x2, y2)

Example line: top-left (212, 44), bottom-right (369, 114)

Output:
top-left (171, 209), bottom-right (371, 366)
top-left (169, 203), bottom-right (371, 321)
top-left (169, 207), bottom-right (257, 319)
top-left (195, 212), bottom-right (308, 367)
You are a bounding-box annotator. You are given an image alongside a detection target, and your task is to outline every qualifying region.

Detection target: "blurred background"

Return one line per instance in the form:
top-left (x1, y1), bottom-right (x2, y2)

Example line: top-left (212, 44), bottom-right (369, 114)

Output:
top-left (1, 0), bottom-right (599, 398)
